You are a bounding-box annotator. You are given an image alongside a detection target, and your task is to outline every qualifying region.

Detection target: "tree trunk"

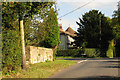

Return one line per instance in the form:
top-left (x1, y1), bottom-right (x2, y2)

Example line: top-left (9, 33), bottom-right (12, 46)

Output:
top-left (52, 45), bottom-right (58, 51)
top-left (20, 19), bottom-right (26, 69)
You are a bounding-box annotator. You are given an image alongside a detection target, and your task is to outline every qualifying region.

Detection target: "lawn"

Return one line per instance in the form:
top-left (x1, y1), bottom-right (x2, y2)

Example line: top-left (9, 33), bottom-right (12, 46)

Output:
top-left (3, 60), bottom-right (76, 78)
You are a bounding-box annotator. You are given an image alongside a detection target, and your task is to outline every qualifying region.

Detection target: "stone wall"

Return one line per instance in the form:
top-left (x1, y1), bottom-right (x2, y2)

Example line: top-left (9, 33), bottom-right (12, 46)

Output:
top-left (25, 46), bottom-right (53, 64)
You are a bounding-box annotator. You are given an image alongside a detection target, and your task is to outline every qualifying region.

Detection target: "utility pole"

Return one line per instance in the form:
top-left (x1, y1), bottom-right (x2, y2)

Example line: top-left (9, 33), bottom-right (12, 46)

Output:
top-left (20, 19), bottom-right (26, 69)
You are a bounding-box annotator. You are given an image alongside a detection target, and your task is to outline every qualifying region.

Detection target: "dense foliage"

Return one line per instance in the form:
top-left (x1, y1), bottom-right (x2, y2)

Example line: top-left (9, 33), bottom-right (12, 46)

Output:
top-left (112, 6), bottom-right (120, 57)
top-left (2, 30), bottom-right (22, 74)
top-left (2, 2), bottom-right (60, 74)
top-left (44, 8), bottom-right (60, 48)
top-left (56, 48), bottom-right (100, 58)
top-left (106, 40), bottom-right (114, 58)
top-left (84, 48), bottom-right (100, 58)
top-left (2, 2), bottom-right (53, 29)
top-left (56, 49), bottom-right (84, 57)
top-left (22, 4), bottom-right (60, 48)
top-left (75, 10), bottom-right (113, 57)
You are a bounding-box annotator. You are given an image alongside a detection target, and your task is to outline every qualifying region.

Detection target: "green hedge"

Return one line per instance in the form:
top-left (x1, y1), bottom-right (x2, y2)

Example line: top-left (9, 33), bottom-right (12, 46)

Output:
top-left (2, 30), bottom-right (22, 74)
top-left (56, 49), bottom-right (84, 57)
top-left (84, 48), bottom-right (100, 58)
top-left (56, 48), bottom-right (100, 58)
top-left (106, 40), bottom-right (114, 58)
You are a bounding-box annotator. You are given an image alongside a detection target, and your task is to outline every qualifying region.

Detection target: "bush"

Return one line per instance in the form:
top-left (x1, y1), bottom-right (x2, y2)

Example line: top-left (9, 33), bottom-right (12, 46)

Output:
top-left (84, 48), bottom-right (100, 58)
top-left (2, 30), bottom-right (22, 74)
top-left (106, 40), bottom-right (114, 58)
top-left (56, 49), bottom-right (84, 57)
top-left (56, 48), bottom-right (100, 58)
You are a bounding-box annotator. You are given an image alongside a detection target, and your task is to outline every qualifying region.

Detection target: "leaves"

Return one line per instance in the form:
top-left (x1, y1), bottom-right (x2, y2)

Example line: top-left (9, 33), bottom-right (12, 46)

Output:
top-left (2, 30), bottom-right (22, 74)
top-left (75, 10), bottom-right (113, 57)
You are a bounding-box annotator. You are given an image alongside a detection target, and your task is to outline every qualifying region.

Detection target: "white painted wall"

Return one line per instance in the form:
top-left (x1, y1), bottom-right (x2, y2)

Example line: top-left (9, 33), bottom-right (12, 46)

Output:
top-left (58, 34), bottom-right (75, 49)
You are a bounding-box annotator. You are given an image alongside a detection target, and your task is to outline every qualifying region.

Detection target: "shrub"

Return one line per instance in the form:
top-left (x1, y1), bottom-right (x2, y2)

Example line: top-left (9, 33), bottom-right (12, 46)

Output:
top-left (84, 48), bottom-right (100, 58)
top-left (2, 30), bottom-right (22, 74)
top-left (106, 40), bottom-right (114, 58)
top-left (56, 49), bottom-right (84, 57)
top-left (56, 48), bottom-right (100, 58)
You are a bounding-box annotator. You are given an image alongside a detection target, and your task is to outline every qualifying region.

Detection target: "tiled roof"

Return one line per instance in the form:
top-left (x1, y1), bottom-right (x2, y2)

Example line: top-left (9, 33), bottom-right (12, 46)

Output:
top-left (59, 24), bottom-right (77, 37)
top-left (66, 27), bottom-right (76, 34)
top-left (60, 28), bottom-right (77, 37)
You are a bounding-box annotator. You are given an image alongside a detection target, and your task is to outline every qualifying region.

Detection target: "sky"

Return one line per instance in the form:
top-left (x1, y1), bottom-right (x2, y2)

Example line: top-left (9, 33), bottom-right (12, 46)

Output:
top-left (56, 0), bottom-right (119, 31)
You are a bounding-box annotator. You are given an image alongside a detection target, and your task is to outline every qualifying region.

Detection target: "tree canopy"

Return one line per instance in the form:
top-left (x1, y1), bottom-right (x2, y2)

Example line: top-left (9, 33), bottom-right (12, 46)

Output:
top-left (2, 2), bottom-right (60, 74)
top-left (2, 2), bottom-right (53, 30)
top-left (2, 2), bottom-right (60, 48)
top-left (74, 10), bottom-right (113, 56)
top-left (44, 8), bottom-right (60, 48)
top-left (111, 3), bottom-right (120, 57)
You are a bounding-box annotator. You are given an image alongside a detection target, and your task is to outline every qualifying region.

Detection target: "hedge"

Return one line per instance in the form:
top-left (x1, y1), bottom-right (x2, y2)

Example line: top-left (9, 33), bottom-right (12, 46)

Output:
top-left (56, 49), bottom-right (84, 57)
top-left (84, 48), bottom-right (100, 58)
top-left (56, 48), bottom-right (100, 58)
top-left (106, 40), bottom-right (114, 58)
top-left (2, 30), bottom-right (22, 74)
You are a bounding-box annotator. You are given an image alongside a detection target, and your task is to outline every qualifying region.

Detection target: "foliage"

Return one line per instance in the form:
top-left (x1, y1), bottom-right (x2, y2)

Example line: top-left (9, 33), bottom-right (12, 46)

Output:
top-left (18, 3), bottom-right (60, 48)
top-left (2, 2), bottom-right (60, 74)
top-left (0, 34), bottom-right (1, 61)
top-left (84, 48), bottom-right (100, 58)
top-left (56, 48), bottom-right (100, 58)
top-left (56, 49), bottom-right (84, 57)
top-left (3, 60), bottom-right (76, 78)
top-left (112, 24), bottom-right (120, 57)
top-left (2, 30), bottom-right (22, 74)
top-left (2, 2), bottom-right (56, 47)
top-left (75, 10), bottom-right (113, 57)
top-left (106, 40), bottom-right (114, 58)
top-left (2, 2), bottom-right (53, 20)
top-left (44, 8), bottom-right (60, 48)
top-left (112, 3), bottom-right (120, 57)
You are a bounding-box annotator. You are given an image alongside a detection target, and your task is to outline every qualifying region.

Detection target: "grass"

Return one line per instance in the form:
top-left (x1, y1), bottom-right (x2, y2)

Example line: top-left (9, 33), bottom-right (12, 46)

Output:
top-left (56, 56), bottom-right (102, 58)
top-left (3, 60), bottom-right (76, 78)
top-left (55, 56), bottom-right (73, 58)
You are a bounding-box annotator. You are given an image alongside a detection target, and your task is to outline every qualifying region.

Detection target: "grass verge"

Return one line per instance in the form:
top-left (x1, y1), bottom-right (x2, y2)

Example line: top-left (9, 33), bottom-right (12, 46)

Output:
top-left (55, 56), bottom-right (73, 58)
top-left (3, 60), bottom-right (76, 78)
top-left (56, 56), bottom-right (102, 58)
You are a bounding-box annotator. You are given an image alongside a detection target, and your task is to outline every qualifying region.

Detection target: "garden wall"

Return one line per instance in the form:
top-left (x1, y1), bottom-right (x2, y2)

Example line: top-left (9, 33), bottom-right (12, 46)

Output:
top-left (26, 46), bottom-right (53, 64)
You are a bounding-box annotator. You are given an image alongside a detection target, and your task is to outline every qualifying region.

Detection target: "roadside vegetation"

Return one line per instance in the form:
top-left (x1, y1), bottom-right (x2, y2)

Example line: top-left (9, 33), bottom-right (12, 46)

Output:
top-left (2, 2), bottom-right (60, 75)
top-left (74, 10), bottom-right (113, 57)
top-left (3, 60), bottom-right (76, 78)
top-left (2, 1), bottom-right (120, 78)
top-left (57, 6), bottom-right (120, 58)
top-left (56, 48), bottom-right (101, 58)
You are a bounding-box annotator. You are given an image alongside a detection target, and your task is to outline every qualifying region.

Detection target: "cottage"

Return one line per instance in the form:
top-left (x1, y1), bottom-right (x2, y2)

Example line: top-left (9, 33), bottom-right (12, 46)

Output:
top-left (58, 24), bottom-right (77, 49)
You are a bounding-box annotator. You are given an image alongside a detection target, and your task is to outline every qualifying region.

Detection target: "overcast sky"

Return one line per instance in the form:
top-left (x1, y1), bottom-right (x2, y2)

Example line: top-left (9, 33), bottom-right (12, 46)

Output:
top-left (56, 0), bottom-right (119, 31)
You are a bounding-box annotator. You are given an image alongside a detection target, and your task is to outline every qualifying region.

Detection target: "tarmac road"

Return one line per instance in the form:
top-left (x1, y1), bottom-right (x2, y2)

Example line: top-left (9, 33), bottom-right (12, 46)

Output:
top-left (50, 58), bottom-right (120, 80)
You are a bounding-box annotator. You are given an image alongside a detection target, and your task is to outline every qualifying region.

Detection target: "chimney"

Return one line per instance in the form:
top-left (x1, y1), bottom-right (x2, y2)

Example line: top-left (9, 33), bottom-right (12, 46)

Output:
top-left (59, 24), bottom-right (63, 30)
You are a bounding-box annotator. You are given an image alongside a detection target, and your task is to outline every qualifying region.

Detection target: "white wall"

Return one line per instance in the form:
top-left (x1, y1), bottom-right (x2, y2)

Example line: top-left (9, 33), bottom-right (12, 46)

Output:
top-left (58, 34), bottom-right (75, 49)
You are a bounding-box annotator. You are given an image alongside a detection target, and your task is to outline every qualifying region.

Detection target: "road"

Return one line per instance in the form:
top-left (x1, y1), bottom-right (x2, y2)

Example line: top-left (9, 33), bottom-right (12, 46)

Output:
top-left (50, 58), bottom-right (120, 80)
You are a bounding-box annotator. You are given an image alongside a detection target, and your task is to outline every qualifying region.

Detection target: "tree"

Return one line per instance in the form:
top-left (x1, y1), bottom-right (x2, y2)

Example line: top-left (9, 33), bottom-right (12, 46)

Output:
top-left (23, 6), bottom-right (60, 49)
top-left (75, 10), bottom-right (113, 57)
top-left (44, 8), bottom-right (60, 49)
top-left (2, 2), bottom-right (54, 69)
top-left (111, 1), bottom-right (120, 57)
